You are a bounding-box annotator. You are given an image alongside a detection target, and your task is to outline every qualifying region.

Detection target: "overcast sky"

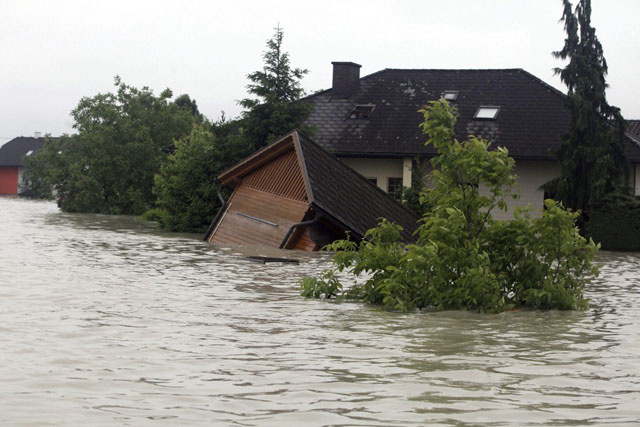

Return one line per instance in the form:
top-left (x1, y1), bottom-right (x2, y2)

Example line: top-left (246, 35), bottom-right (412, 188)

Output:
top-left (1, 0), bottom-right (639, 145)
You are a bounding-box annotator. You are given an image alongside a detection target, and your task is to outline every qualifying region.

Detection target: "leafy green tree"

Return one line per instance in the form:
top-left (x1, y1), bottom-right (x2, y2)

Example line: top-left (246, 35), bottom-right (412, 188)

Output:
top-left (22, 77), bottom-right (196, 214)
top-left (239, 25), bottom-right (314, 149)
top-left (21, 136), bottom-right (65, 199)
top-left (148, 120), bottom-right (251, 233)
top-left (302, 100), bottom-right (599, 313)
top-left (546, 0), bottom-right (628, 215)
top-left (175, 94), bottom-right (204, 123)
top-left (147, 26), bottom-right (314, 232)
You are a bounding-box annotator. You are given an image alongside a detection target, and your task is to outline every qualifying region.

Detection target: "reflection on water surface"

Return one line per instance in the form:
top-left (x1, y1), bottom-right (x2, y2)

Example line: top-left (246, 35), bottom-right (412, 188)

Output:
top-left (1, 197), bottom-right (639, 425)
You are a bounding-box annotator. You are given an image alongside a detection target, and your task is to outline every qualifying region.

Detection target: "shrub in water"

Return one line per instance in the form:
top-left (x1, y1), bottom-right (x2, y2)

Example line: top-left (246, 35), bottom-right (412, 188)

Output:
top-left (301, 100), bottom-right (599, 312)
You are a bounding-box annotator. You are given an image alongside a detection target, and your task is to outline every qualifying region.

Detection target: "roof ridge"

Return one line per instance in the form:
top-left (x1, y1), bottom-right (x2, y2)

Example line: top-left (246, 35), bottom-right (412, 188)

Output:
top-left (303, 67), bottom-right (559, 101)
top-left (516, 68), bottom-right (567, 101)
top-left (380, 67), bottom-right (524, 72)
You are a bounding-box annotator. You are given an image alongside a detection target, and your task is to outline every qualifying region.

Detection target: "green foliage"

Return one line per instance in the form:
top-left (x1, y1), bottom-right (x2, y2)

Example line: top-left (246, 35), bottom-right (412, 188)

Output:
top-left (546, 0), bottom-right (628, 214)
top-left (488, 201), bottom-right (596, 310)
top-left (239, 25), bottom-right (314, 150)
top-left (174, 94), bottom-right (204, 123)
top-left (300, 270), bottom-right (343, 299)
top-left (584, 192), bottom-right (640, 251)
top-left (401, 156), bottom-right (432, 217)
top-left (21, 135), bottom-right (64, 199)
top-left (149, 121), bottom-right (251, 233)
top-left (302, 100), bottom-right (598, 313)
top-left (22, 77), bottom-right (196, 215)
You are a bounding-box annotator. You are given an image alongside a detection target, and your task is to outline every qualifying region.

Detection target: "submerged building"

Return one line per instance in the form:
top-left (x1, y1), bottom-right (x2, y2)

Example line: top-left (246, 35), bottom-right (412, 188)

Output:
top-left (204, 131), bottom-right (417, 250)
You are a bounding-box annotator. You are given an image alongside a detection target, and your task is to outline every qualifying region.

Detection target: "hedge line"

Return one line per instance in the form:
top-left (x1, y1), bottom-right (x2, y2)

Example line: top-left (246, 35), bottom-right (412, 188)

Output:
top-left (585, 192), bottom-right (640, 251)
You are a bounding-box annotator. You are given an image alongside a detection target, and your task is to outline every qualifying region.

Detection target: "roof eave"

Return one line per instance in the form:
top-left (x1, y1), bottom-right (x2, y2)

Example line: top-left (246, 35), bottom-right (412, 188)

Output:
top-left (217, 132), bottom-right (297, 186)
top-left (291, 131), bottom-right (315, 203)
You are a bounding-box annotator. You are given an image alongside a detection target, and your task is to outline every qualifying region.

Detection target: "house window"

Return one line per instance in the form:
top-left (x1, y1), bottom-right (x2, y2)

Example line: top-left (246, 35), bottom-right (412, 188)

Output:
top-left (387, 177), bottom-right (403, 200)
top-left (367, 177), bottom-right (378, 186)
top-left (347, 104), bottom-right (375, 119)
top-left (442, 90), bottom-right (459, 101)
top-left (474, 106), bottom-right (501, 120)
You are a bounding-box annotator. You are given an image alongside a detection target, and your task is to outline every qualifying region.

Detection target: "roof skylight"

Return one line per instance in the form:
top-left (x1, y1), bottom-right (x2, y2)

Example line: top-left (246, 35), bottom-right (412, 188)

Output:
top-left (442, 90), bottom-right (459, 101)
top-left (474, 106), bottom-right (500, 120)
top-left (348, 104), bottom-right (375, 119)
top-left (25, 150), bottom-right (34, 156)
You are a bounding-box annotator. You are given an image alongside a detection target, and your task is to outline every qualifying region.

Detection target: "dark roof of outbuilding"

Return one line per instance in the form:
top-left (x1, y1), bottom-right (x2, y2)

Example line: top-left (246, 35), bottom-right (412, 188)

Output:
top-left (305, 68), bottom-right (640, 162)
top-left (0, 137), bottom-right (44, 167)
top-left (295, 132), bottom-right (418, 242)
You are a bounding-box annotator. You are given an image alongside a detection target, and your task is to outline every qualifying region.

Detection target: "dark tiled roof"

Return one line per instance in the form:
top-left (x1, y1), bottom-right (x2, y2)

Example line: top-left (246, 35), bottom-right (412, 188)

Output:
top-left (305, 68), bottom-right (640, 162)
top-left (628, 120), bottom-right (640, 142)
top-left (0, 137), bottom-right (44, 167)
top-left (295, 132), bottom-right (418, 242)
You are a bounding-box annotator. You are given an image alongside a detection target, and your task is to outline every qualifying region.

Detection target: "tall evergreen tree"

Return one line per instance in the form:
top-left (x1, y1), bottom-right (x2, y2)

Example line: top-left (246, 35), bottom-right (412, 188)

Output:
top-left (239, 25), bottom-right (314, 150)
top-left (548, 0), bottom-right (628, 214)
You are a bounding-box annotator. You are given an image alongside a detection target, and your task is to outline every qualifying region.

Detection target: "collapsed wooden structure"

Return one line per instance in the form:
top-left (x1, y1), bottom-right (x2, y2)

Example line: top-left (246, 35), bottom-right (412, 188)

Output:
top-left (203, 131), bottom-right (417, 250)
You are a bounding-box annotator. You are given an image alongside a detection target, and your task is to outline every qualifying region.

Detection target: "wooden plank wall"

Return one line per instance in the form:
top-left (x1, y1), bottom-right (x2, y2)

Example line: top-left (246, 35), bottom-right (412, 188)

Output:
top-left (291, 227), bottom-right (318, 251)
top-left (241, 150), bottom-right (307, 202)
top-left (210, 186), bottom-right (309, 247)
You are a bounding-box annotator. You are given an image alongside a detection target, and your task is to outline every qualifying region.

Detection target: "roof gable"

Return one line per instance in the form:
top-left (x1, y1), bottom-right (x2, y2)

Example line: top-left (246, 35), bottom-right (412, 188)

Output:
top-left (241, 148), bottom-right (308, 202)
top-left (218, 135), bottom-right (299, 186)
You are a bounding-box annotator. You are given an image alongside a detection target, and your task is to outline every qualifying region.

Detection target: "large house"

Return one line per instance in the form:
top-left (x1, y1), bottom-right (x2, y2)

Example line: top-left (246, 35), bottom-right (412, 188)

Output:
top-left (0, 136), bottom-right (44, 195)
top-left (304, 62), bottom-right (640, 217)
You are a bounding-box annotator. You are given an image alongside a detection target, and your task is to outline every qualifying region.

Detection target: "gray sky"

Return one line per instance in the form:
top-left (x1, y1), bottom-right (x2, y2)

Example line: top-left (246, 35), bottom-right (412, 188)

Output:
top-left (1, 0), bottom-right (639, 145)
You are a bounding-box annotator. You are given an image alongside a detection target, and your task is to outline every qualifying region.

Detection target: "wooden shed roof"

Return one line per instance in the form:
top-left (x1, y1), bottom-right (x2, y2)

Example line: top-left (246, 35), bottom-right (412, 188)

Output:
top-left (215, 130), bottom-right (418, 243)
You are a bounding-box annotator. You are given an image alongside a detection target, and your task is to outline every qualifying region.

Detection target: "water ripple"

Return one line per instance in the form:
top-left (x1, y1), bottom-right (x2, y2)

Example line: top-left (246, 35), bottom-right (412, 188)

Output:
top-left (1, 197), bottom-right (640, 425)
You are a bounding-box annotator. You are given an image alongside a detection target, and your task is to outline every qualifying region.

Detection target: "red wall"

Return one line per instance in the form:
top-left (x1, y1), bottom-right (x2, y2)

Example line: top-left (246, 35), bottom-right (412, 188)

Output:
top-left (0, 167), bottom-right (19, 195)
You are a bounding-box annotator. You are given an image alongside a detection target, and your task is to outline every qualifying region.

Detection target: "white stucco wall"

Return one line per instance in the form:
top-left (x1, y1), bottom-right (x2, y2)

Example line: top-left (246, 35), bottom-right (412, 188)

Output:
top-left (418, 158), bottom-right (559, 219)
top-left (341, 156), bottom-right (560, 219)
top-left (487, 159), bottom-right (560, 220)
top-left (17, 167), bottom-right (26, 193)
top-left (402, 157), bottom-right (412, 189)
top-left (338, 157), bottom-right (411, 192)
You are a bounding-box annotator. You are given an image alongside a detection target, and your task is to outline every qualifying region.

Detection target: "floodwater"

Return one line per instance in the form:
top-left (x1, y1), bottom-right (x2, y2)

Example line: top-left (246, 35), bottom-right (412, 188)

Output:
top-left (1, 197), bottom-right (639, 426)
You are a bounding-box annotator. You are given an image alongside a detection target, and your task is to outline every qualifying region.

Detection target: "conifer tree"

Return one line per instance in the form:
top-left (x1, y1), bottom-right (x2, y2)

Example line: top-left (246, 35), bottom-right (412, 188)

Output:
top-left (239, 25), bottom-right (313, 150)
top-left (548, 0), bottom-right (628, 214)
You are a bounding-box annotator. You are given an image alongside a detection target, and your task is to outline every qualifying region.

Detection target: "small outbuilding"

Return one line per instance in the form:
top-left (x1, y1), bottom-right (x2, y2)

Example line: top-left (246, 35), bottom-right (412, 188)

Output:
top-left (204, 131), bottom-right (418, 250)
top-left (0, 136), bottom-right (44, 195)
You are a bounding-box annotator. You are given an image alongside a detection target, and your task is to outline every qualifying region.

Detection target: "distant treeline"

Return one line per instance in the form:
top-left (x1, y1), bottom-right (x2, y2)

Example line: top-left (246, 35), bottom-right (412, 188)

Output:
top-left (23, 26), bottom-right (314, 233)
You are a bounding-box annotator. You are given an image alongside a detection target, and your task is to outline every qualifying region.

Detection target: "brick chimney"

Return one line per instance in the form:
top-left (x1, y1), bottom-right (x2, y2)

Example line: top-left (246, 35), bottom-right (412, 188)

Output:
top-left (331, 62), bottom-right (361, 99)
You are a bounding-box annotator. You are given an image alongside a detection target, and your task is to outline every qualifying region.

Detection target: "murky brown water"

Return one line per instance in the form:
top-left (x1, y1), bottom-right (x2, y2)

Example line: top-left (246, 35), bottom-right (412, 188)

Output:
top-left (1, 197), bottom-right (639, 426)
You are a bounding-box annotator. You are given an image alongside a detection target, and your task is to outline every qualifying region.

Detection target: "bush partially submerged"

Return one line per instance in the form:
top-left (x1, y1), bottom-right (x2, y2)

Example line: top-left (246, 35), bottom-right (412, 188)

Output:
top-left (301, 100), bottom-right (599, 313)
